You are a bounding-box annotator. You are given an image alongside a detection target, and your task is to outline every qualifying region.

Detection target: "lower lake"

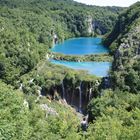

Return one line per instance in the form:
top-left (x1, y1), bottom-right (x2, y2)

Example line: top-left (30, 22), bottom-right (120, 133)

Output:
top-left (50, 60), bottom-right (111, 77)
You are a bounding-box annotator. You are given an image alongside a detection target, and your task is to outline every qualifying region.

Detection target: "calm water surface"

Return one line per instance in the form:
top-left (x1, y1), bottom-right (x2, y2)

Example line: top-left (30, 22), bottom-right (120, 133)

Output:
top-left (50, 59), bottom-right (111, 77)
top-left (51, 38), bottom-right (109, 55)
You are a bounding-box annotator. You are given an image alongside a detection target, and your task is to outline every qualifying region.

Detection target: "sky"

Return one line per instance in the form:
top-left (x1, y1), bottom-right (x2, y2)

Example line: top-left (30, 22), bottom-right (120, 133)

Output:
top-left (74, 0), bottom-right (139, 7)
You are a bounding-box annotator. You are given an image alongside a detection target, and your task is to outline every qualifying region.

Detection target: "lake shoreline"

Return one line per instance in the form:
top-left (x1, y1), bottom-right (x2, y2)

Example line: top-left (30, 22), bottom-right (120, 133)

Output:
top-left (51, 52), bottom-right (113, 62)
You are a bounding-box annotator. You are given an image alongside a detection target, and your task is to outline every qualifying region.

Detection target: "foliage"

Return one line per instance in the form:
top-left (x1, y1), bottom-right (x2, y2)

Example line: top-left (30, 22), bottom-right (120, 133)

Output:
top-left (0, 81), bottom-right (82, 139)
top-left (87, 90), bottom-right (140, 140)
top-left (2, 0), bottom-right (140, 139)
top-left (52, 53), bottom-right (113, 62)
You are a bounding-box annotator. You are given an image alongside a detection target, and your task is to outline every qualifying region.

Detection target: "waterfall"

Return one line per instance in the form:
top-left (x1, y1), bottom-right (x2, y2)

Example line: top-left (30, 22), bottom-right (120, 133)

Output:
top-left (89, 88), bottom-right (92, 101)
top-left (19, 83), bottom-right (23, 91)
top-left (46, 54), bottom-right (49, 60)
top-left (29, 79), bottom-right (34, 84)
top-left (37, 89), bottom-right (41, 96)
top-left (35, 87), bottom-right (42, 102)
top-left (79, 81), bottom-right (82, 113)
top-left (23, 99), bottom-right (29, 108)
top-left (53, 34), bottom-right (58, 44)
top-left (62, 80), bottom-right (66, 102)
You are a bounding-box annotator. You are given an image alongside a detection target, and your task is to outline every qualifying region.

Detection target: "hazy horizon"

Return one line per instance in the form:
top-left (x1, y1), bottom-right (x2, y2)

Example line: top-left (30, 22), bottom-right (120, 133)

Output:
top-left (74, 0), bottom-right (139, 7)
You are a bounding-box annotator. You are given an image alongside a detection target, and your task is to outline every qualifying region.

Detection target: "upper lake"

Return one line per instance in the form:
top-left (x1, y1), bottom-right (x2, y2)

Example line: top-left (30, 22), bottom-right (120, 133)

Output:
top-left (51, 37), bottom-right (109, 55)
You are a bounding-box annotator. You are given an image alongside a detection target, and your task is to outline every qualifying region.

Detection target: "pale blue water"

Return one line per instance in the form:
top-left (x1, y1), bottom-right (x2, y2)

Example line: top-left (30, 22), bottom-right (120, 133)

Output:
top-left (51, 38), bottom-right (109, 55)
top-left (51, 60), bottom-right (111, 77)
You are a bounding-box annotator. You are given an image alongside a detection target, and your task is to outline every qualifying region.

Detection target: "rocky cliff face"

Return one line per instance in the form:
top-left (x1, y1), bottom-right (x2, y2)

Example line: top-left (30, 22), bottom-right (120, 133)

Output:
top-left (92, 20), bottom-right (107, 35)
top-left (104, 2), bottom-right (140, 93)
top-left (113, 24), bottom-right (140, 70)
top-left (86, 16), bottom-right (112, 35)
top-left (86, 16), bottom-right (93, 35)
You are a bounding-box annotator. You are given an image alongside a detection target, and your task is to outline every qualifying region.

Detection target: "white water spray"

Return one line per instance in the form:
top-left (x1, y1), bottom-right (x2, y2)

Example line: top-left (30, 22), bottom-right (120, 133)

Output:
top-left (79, 81), bottom-right (82, 113)
top-left (89, 88), bottom-right (92, 100)
top-left (62, 80), bottom-right (66, 102)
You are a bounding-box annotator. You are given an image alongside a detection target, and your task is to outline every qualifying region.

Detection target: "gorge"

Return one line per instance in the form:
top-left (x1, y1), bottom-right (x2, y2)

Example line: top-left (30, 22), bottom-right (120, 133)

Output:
top-left (49, 37), bottom-right (112, 113)
top-left (1, 0), bottom-right (140, 139)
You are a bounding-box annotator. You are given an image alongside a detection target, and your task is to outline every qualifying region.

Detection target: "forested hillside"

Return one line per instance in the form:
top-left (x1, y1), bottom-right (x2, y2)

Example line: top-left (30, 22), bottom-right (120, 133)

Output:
top-left (0, 81), bottom-right (83, 139)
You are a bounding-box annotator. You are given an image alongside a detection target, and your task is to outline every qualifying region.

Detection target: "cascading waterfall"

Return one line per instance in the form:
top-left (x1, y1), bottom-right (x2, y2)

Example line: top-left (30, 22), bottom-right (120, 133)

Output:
top-left (29, 79), bottom-right (34, 83)
top-left (35, 87), bottom-right (42, 102)
top-left (89, 88), bottom-right (92, 101)
top-left (37, 86), bottom-right (42, 97)
top-left (53, 34), bottom-right (58, 44)
top-left (79, 81), bottom-right (82, 113)
top-left (19, 83), bottom-right (23, 91)
top-left (62, 80), bottom-right (66, 102)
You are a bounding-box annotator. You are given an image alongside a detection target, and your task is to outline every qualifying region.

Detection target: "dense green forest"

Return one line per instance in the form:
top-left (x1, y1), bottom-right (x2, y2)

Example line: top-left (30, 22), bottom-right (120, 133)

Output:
top-left (1, 0), bottom-right (140, 139)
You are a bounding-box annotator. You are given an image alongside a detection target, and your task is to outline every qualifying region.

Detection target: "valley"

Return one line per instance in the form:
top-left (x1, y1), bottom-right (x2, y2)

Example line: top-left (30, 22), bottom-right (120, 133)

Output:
top-left (0, 0), bottom-right (140, 139)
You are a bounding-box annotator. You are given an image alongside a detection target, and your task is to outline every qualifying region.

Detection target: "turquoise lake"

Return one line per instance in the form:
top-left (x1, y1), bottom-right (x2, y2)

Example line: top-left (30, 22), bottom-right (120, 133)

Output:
top-left (50, 37), bottom-right (111, 77)
top-left (51, 60), bottom-right (111, 77)
top-left (51, 38), bottom-right (109, 55)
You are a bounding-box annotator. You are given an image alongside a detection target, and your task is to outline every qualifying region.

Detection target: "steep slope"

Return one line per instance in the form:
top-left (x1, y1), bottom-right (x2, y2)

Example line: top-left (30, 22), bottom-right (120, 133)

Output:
top-left (86, 3), bottom-right (140, 139)
top-left (104, 2), bottom-right (140, 93)
top-left (0, 80), bottom-right (82, 139)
